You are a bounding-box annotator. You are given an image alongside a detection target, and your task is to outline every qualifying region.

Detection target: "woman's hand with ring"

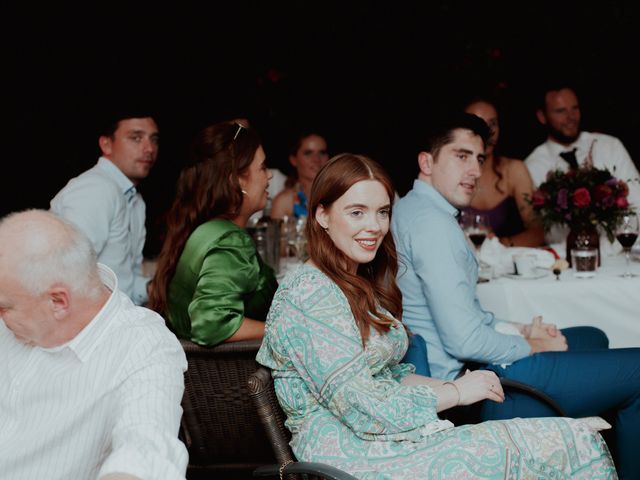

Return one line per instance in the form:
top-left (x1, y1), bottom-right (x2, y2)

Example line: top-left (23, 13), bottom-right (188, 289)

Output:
top-left (454, 369), bottom-right (505, 405)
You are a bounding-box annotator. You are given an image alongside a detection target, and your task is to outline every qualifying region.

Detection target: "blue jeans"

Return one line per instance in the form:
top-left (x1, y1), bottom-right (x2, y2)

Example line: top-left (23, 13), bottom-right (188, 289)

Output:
top-left (480, 327), bottom-right (640, 479)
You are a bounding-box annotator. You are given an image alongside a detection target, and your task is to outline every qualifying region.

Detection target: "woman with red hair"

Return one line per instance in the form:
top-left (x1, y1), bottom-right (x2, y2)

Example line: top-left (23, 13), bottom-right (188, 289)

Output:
top-left (256, 153), bottom-right (615, 479)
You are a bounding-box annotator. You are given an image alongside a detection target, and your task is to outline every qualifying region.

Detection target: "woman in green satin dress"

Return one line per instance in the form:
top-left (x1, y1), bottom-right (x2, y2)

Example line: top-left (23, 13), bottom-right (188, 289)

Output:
top-left (149, 121), bottom-right (277, 345)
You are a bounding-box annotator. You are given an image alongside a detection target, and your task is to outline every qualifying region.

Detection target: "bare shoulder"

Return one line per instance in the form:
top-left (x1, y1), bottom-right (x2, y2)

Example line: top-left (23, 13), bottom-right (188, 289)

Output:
top-left (496, 157), bottom-right (531, 195)
top-left (271, 187), bottom-right (296, 219)
top-left (273, 187), bottom-right (295, 202)
top-left (503, 157), bottom-right (532, 180)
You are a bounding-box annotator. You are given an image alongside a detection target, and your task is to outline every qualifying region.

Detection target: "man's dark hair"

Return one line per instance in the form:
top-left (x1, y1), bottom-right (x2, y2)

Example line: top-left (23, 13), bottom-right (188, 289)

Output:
top-left (536, 78), bottom-right (581, 111)
top-left (97, 104), bottom-right (159, 138)
top-left (419, 112), bottom-right (490, 158)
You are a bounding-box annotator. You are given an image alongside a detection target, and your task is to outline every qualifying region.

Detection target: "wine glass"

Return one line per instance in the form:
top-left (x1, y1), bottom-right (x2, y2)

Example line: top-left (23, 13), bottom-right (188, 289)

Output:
top-left (279, 216), bottom-right (298, 273)
top-left (615, 212), bottom-right (639, 278)
top-left (462, 213), bottom-right (490, 254)
top-left (294, 216), bottom-right (309, 262)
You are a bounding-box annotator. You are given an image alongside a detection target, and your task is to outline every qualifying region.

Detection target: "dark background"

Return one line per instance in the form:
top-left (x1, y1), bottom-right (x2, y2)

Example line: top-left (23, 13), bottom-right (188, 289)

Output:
top-left (5, 1), bottom-right (640, 256)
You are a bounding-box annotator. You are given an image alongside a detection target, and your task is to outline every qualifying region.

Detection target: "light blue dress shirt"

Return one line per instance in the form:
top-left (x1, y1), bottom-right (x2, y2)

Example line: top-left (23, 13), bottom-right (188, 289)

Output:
top-left (51, 157), bottom-right (149, 305)
top-left (392, 180), bottom-right (531, 380)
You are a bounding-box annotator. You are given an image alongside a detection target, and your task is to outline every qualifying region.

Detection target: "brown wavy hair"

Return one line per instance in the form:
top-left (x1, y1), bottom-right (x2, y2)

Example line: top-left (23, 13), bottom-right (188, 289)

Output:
top-left (463, 96), bottom-right (506, 193)
top-left (306, 153), bottom-right (402, 344)
top-left (148, 121), bottom-right (261, 315)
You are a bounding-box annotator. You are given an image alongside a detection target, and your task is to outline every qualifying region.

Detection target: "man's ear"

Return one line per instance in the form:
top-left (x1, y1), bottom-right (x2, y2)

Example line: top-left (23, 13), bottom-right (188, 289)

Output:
top-left (48, 285), bottom-right (71, 321)
top-left (315, 204), bottom-right (328, 230)
top-left (98, 136), bottom-right (112, 157)
top-left (536, 109), bottom-right (547, 126)
top-left (417, 151), bottom-right (434, 176)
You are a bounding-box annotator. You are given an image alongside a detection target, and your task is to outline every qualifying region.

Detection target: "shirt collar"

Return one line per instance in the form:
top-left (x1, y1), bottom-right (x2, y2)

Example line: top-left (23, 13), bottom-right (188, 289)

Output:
top-left (96, 156), bottom-right (136, 197)
top-left (545, 131), bottom-right (589, 157)
top-left (42, 264), bottom-right (120, 362)
top-left (412, 179), bottom-right (460, 218)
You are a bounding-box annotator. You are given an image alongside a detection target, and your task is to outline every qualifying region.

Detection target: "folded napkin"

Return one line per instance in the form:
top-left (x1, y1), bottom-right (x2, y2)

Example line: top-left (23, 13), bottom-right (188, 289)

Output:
top-left (479, 237), bottom-right (555, 277)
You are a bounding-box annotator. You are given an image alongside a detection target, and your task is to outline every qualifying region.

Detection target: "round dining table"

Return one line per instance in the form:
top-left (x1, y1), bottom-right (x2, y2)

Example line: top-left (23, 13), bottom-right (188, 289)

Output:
top-left (477, 252), bottom-right (640, 348)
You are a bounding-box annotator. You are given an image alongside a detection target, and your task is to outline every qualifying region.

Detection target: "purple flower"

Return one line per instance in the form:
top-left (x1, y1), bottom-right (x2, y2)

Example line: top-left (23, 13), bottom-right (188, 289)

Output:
top-left (602, 196), bottom-right (615, 208)
top-left (605, 178), bottom-right (618, 187)
top-left (557, 188), bottom-right (569, 210)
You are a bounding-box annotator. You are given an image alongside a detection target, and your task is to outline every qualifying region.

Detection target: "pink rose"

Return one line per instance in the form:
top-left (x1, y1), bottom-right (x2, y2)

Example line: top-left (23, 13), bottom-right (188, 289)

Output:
top-left (572, 188), bottom-right (591, 208)
top-left (616, 196), bottom-right (629, 209)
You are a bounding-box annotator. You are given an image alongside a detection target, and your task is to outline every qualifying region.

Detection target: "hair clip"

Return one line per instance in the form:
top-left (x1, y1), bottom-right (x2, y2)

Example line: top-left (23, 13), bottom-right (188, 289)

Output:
top-left (233, 123), bottom-right (244, 140)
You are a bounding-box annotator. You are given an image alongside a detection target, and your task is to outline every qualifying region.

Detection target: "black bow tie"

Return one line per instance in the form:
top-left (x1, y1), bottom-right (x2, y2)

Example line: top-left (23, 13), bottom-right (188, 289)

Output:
top-left (559, 148), bottom-right (579, 169)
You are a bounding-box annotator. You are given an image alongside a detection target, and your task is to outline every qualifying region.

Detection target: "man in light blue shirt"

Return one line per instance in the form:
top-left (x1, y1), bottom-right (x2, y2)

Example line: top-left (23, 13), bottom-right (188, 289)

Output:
top-left (392, 112), bottom-right (640, 477)
top-left (51, 110), bottom-right (159, 305)
top-left (394, 179), bottom-right (532, 380)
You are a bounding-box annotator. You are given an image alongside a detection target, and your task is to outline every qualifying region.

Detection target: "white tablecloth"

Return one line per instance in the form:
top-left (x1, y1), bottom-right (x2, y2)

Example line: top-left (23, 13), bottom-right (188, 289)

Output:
top-left (477, 254), bottom-right (640, 348)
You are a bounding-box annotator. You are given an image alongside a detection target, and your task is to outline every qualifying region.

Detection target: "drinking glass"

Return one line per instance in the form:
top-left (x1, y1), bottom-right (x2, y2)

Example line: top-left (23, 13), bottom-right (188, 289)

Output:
top-left (292, 216), bottom-right (308, 263)
top-left (615, 212), bottom-right (639, 277)
top-left (462, 213), bottom-right (490, 254)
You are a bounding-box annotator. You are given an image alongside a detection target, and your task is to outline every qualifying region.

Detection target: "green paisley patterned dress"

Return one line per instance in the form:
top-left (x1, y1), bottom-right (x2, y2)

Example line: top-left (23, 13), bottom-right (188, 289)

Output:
top-left (256, 264), bottom-right (617, 479)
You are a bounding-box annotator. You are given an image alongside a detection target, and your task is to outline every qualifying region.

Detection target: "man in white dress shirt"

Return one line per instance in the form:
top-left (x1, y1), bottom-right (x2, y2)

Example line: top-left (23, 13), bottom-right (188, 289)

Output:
top-left (525, 84), bottom-right (640, 255)
top-left (0, 210), bottom-right (188, 480)
top-left (51, 111), bottom-right (160, 305)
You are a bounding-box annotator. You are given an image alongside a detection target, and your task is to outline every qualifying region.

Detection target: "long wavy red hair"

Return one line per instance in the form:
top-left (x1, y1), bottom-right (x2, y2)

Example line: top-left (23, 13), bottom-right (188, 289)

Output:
top-left (306, 153), bottom-right (402, 344)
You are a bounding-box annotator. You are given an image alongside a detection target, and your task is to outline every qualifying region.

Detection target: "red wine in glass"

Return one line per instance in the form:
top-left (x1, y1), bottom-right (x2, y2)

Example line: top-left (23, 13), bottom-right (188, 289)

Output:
top-left (616, 232), bottom-right (638, 249)
top-left (469, 233), bottom-right (487, 248)
top-left (616, 213), bottom-right (639, 278)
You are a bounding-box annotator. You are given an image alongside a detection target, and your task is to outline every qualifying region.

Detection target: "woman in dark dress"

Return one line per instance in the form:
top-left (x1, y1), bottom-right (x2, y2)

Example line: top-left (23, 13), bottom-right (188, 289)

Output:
top-left (463, 98), bottom-right (544, 247)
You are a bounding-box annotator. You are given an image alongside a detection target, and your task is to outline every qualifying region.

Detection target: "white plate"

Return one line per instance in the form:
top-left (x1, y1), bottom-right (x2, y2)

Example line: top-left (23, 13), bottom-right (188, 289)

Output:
top-left (503, 268), bottom-right (550, 280)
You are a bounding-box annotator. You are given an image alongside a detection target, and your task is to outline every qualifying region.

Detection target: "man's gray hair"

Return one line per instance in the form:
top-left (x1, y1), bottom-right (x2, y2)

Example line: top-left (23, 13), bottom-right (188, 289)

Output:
top-left (0, 210), bottom-right (103, 299)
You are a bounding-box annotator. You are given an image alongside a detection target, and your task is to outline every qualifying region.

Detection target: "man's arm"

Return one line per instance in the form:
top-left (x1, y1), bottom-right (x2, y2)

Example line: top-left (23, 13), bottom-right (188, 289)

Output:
top-left (609, 136), bottom-right (640, 209)
top-left (409, 213), bottom-right (531, 365)
top-left (524, 145), bottom-right (551, 189)
top-left (98, 329), bottom-right (188, 480)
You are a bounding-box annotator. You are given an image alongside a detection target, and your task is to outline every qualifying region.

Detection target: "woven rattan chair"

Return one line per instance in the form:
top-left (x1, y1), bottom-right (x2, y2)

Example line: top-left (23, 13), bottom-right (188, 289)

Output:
top-left (180, 338), bottom-right (276, 480)
top-left (180, 338), bottom-right (355, 480)
top-left (247, 359), bottom-right (564, 479)
top-left (248, 366), bottom-right (358, 480)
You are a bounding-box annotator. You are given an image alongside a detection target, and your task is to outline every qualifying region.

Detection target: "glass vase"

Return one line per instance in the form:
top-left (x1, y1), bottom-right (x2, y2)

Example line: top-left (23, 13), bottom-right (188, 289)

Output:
top-left (566, 224), bottom-right (601, 267)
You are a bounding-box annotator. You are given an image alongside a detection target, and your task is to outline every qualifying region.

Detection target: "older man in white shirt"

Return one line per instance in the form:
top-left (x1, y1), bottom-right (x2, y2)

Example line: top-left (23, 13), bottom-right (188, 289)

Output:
top-left (51, 112), bottom-right (160, 305)
top-left (0, 210), bottom-right (188, 480)
top-left (525, 84), bottom-right (640, 257)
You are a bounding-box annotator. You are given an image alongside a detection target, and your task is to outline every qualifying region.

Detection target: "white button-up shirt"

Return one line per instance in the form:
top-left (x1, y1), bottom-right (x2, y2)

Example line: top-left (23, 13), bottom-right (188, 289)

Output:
top-left (51, 157), bottom-right (149, 304)
top-left (0, 265), bottom-right (188, 480)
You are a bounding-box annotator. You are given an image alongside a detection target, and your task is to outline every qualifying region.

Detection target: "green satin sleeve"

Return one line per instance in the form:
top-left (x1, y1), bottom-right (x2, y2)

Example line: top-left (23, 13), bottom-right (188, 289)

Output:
top-left (177, 226), bottom-right (277, 346)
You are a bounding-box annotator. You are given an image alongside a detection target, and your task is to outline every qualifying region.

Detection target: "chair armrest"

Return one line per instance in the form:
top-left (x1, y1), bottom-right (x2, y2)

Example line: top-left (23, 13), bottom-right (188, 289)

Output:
top-left (254, 462), bottom-right (359, 480)
top-left (499, 378), bottom-right (567, 416)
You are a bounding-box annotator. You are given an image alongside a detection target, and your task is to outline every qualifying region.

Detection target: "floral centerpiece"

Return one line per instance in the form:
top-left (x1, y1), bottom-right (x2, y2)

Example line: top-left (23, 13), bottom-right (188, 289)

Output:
top-left (531, 166), bottom-right (632, 244)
